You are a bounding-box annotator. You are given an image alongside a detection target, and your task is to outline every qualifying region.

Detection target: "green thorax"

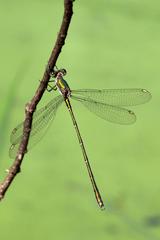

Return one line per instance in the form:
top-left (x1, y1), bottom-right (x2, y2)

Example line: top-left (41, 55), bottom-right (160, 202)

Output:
top-left (55, 72), bottom-right (71, 97)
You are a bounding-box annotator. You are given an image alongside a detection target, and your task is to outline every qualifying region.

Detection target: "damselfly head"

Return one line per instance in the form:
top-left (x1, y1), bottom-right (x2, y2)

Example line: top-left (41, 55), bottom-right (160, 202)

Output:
top-left (53, 68), bottom-right (67, 78)
top-left (59, 68), bottom-right (67, 76)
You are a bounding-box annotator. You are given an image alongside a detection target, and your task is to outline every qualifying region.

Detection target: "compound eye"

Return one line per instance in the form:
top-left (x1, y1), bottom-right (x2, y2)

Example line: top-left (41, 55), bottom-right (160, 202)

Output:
top-left (60, 68), bottom-right (67, 76)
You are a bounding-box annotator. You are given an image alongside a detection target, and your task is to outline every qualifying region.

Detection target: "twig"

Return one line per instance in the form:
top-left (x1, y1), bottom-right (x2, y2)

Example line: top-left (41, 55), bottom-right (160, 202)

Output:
top-left (0, 0), bottom-right (74, 200)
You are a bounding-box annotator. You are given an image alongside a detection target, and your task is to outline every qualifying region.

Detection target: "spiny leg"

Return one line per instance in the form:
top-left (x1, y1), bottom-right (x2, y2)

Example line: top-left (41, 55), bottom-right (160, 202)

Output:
top-left (47, 84), bottom-right (57, 92)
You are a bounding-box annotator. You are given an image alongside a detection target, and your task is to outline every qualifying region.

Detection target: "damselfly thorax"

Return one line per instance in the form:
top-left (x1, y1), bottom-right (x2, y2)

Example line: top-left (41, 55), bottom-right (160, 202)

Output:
top-left (55, 72), bottom-right (71, 98)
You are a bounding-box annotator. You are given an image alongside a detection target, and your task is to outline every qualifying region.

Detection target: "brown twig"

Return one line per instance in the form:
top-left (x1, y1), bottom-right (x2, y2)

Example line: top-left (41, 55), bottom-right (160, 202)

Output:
top-left (0, 0), bottom-right (74, 200)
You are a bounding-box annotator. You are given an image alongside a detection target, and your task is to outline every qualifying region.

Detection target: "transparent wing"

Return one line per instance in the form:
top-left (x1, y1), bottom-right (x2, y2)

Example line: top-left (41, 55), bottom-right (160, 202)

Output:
top-left (72, 88), bottom-right (151, 106)
top-left (71, 95), bottom-right (136, 125)
top-left (9, 95), bottom-right (63, 158)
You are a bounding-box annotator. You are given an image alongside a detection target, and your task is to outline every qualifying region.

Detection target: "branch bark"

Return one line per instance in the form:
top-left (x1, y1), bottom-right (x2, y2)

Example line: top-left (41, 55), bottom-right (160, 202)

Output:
top-left (0, 0), bottom-right (74, 200)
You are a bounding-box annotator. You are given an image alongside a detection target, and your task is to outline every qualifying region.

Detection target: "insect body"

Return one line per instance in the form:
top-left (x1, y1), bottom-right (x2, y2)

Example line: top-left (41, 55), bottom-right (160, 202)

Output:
top-left (9, 68), bottom-right (151, 209)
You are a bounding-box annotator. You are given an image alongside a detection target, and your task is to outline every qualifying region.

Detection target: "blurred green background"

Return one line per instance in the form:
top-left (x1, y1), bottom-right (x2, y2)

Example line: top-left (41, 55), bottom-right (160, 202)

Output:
top-left (0, 0), bottom-right (159, 239)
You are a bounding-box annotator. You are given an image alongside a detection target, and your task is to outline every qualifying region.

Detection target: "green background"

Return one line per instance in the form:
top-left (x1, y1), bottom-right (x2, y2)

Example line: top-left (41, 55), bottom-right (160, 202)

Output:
top-left (0, 0), bottom-right (159, 239)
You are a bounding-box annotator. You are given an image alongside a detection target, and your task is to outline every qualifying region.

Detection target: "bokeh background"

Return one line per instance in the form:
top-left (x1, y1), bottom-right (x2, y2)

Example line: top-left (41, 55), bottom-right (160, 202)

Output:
top-left (0, 0), bottom-right (159, 239)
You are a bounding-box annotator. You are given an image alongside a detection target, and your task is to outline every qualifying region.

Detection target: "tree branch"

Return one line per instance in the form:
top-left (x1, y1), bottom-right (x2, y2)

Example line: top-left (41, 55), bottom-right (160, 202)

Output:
top-left (0, 0), bottom-right (74, 200)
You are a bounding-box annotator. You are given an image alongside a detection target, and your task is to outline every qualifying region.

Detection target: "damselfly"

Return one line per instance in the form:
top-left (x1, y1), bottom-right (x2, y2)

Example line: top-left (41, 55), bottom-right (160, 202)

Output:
top-left (9, 68), bottom-right (151, 209)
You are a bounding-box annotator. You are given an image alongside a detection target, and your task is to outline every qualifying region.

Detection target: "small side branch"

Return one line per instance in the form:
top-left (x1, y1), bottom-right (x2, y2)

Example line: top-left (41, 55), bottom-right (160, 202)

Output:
top-left (0, 0), bottom-right (74, 200)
